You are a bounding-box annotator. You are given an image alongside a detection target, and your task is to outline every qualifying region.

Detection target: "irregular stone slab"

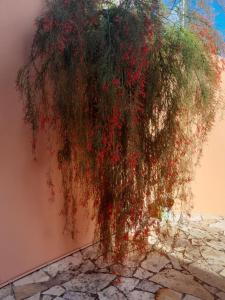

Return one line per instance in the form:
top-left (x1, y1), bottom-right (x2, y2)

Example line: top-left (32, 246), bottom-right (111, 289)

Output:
top-left (183, 296), bottom-right (201, 300)
top-left (96, 268), bottom-right (109, 273)
top-left (128, 290), bottom-right (154, 300)
top-left (186, 262), bottom-right (225, 292)
top-left (188, 228), bottom-right (212, 240)
top-left (141, 252), bottom-right (169, 273)
top-left (190, 214), bottom-right (202, 222)
top-left (43, 286), bottom-right (65, 296)
top-left (81, 244), bottom-right (100, 260)
top-left (201, 246), bottom-right (225, 265)
top-left (206, 240), bottom-right (225, 251)
top-left (151, 269), bottom-right (213, 300)
top-left (203, 284), bottom-right (218, 295)
top-left (63, 273), bottom-right (116, 293)
top-left (79, 260), bottom-right (95, 273)
top-left (94, 256), bottom-right (113, 269)
top-left (207, 262), bottom-right (224, 273)
top-left (220, 269), bottom-right (225, 277)
top-left (0, 285), bottom-right (13, 299)
top-left (136, 279), bottom-right (161, 293)
top-left (167, 254), bottom-right (182, 270)
top-left (43, 253), bottom-right (83, 277)
top-left (156, 288), bottom-right (182, 300)
top-left (133, 268), bottom-right (153, 279)
top-left (3, 296), bottom-right (15, 300)
top-left (184, 247), bottom-right (201, 260)
top-left (98, 286), bottom-right (126, 300)
top-left (42, 296), bottom-right (52, 300)
top-left (26, 293), bottom-right (41, 300)
top-left (209, 221), bottom-right (225, 231)
top-left (54, 298), bottom-right (64, 300)
top-left (202, 214), bottom-right (223, 221)
top-left (115, 277), bottom-right (139, 294)
top-left (13, 283), bottom-right (47, 300)
top-left (124, 251), bottom-right (145, 267)
top-left (13, 270), bottom-right (49, 287)
top-left (191, 239), bottom-right (204, 246)
top-left (110, 264), bottom-right (135, 277)
top-left (174, 237), bottom-right (191, 248)
top-left (63, 291), bottom-right (95, 300)
top-left (217, 292), bottom-right (225, 300)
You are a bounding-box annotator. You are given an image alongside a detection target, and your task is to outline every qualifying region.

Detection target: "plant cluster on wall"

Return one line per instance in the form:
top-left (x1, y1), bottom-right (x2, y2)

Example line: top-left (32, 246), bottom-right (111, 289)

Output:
top-left (17, 0), bottom-right (223, 261)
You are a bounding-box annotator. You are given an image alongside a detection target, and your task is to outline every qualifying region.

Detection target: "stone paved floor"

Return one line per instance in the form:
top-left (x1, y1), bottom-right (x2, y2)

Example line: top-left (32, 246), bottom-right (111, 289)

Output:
top-left (1, 214), bottom-right (225, 300)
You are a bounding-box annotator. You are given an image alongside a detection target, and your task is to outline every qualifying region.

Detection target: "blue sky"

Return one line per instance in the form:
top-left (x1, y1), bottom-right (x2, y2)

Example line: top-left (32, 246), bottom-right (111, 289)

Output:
top-left (165, 0), bottom-right (224, 40)
top-left (212, 1), bottom-right (225, 40)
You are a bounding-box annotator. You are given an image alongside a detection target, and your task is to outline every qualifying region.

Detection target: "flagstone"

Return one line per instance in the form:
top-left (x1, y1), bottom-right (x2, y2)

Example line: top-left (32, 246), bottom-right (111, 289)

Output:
top-left (124, 251), bottom-right (146, 267)
top-left (209, 221), bottom-right (225, 231)
top-left (63, 292), bottom-right (95, 300)
top-left (13, 283), bottom-right (47, 300)
top-left (81, 244), bottom-right (100, 260)
top-left (0, 214), bottom-right (225, 300)
top-left (63, 273), bottom-right (116, 293)
top-left (127, 290), bottom-right (155, 300)
top-left (42, 296), bottom-right (53, 300)
top-left (43, 286), bottom-right (65, 296)
top-left (156, 288), bottom-right (182, 300)
top-left (136, 279), bottom-right (161, 293)
top-left (183, 295), bottom-right (201, 300)
top-left (201, 246), bottom-right (225, 265)
top-left (2, 296), bottom-right (15, 300)
top-left (110, 264), bottom-right (135, 277)
top-left (0, 285), bottom-right (12, 300)
top-left (94, 255), bottom-right (113, 269)
top-left (151, 269), bottom-right (213, 300)
top-left (13, 270), bottom-right (50, 287)
top-left (141, 252), bottom-right (169, 273)
top-left (43, 253), bottom-right (83, 277)
top-left (114, 277), bottom-right (139, 294)
top-left (217, 292), bottom-right (225, 300)
top-left (26, 293), bottom-right (41, 300)
top-left (79, 260), bottom-right (95, 273)
top-left (185, 262), bottom-right (225, 293)
top-left (133, 267), bottom-right (153, 279)
top-left (206, 240), bottom-right (225, 251)
top-left (98, 286), bottom-right (126, 300)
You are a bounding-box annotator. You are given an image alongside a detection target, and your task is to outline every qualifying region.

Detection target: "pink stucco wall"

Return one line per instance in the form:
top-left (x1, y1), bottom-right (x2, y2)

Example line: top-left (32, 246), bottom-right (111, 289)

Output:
top-left (0, 0), bottom-right (95, 285)
top-left (192, 69), bottom-right (225, 216)
top-left (0, 0), bottom-right (224, 286)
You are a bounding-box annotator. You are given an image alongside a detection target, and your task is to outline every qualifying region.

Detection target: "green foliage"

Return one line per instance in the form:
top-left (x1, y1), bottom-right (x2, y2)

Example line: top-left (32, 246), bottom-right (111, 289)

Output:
top-left (17, 0), bottom-right (221, 260)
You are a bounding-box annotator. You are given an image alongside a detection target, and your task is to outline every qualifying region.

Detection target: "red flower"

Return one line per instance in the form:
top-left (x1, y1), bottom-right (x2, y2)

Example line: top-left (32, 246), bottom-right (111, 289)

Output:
top-left (110, 146), bottom-right (121, 165)
top-left (112, 78), bottom-right (120, 88)
top-left (63, 0), bottom-right (69, 6)
top-left (128, 152), bottom-right (140, 169)
top-left (123, 233), bottom-right (129, 241)
top-left (142, 44), bottom-right (149, 55)
top-left (63, 21), bottom-right (74, 34)
top-left (102, 82), bottom-right (109, 92)
top-left (57, 36), bottom-right (67, 53)
top-left (42, 17), bottom-right (54, 32)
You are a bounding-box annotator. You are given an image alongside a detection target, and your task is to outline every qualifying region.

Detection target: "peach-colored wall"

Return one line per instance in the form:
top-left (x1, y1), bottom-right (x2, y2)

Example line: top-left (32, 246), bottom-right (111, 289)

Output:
top-left (0, 0), bottom-right (225, 286)
top-left (0, 0), bottom-right (95, 285)
top-left (192, 69), bottom-right (225, 216)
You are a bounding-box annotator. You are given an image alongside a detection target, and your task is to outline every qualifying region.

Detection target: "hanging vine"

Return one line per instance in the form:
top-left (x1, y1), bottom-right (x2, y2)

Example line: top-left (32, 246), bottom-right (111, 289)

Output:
top-left (17, 0), bottom-right (223, 261)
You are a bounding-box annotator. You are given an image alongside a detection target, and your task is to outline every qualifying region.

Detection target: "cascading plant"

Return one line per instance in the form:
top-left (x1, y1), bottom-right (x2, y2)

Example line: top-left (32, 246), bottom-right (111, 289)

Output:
top-left (17, 0), bottom-right (223, 261)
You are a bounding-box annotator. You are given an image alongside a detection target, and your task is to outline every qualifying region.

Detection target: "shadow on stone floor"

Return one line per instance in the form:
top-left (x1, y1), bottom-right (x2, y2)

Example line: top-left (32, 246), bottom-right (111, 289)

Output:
top-left (0, 214), bottom-right (225, 300)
